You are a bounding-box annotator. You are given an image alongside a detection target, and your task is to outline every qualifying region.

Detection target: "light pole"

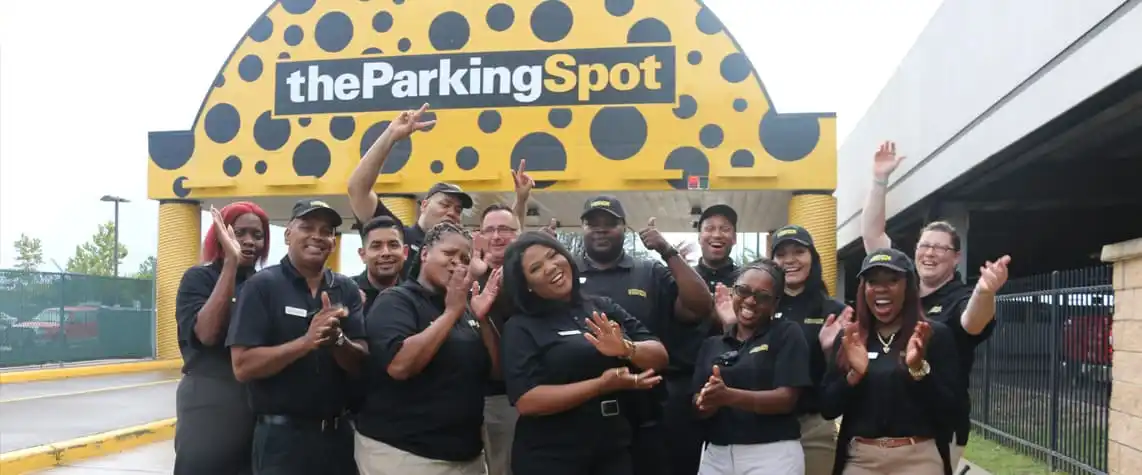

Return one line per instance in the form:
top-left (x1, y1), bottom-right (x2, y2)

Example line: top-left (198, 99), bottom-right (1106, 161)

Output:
top-left (100, 195), bottom-right (130, 277)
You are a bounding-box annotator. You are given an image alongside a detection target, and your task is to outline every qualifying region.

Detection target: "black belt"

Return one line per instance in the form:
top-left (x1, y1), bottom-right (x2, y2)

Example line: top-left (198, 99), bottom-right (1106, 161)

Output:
top-left (258, 414), bottom-right (347, 433)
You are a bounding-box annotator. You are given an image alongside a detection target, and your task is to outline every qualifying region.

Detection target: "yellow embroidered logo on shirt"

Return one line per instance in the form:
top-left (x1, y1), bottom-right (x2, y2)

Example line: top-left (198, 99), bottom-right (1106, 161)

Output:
top-left (804, 318), bottom-right (824, 325)
top-left (750, 344), bottom-right (769, 354)
top-left (929, 305), bottom-right (942, 314)
top-left (627, 288), bottom-right (647, 297)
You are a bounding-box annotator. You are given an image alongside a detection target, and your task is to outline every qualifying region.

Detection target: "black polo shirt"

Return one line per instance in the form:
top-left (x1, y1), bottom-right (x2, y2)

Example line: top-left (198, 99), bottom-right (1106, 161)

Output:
top-left (820, 320), bottom-right (959, 439)
top-left (922, 275), bottom-right (995, 443)
top-left (502, 296), bottom-right (657, 452)
top-left (775, 290), bottom-right (846, 415)
top-left (352, 271), bottom-right (397, 315)
top-left (355, 280), bottom-right (491, 462)
top-left (691, 320), bottom-right (811, 446)
top-left (225, 256), bottom-right (366, 418)
top-left (695, 261), bottom-right (738, 292)
top-left (367, 200), bottom-right (425, 281)
top-left (175, 261), bottom-right (256, 379)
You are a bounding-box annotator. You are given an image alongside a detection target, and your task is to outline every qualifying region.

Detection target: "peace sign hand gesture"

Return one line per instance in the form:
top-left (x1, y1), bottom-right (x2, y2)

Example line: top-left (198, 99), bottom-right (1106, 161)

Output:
top-left (511, 159), bottom-right (535, 200)
top-left (209, 206), bottom-right (241, 263)
top-left (976, 255), bottom-right (1012, 295)
top-left (713, 283), bottom-right (737, 326)
top-left (873, 140), bottom-right (906, 180)
top-left (584, 311), bottom-right (631, 358)
top-left (386, 103), bottom-right (435, 142)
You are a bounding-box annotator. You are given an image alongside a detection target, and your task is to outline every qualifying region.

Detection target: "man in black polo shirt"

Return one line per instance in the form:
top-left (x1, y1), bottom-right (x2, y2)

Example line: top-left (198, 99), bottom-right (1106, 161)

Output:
top-left (574, 195), bottom-right (715, 475)
top-left (354, 215), bottom-right (406, 313)
top-left (227, 199), bottom-right (369, 475)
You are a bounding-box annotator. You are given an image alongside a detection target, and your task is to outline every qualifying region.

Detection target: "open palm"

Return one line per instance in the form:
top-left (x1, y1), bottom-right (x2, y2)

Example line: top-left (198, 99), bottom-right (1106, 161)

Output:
top-left (873, 140), bottom-right (905, 179)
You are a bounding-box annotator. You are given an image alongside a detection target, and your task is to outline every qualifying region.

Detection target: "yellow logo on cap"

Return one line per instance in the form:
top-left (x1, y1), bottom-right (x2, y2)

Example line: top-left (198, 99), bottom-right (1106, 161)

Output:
top-left (311, 200), bottom-right (330, 208)
top-left (591, 200), bottom-right (612, 208)
top-left (776, 228), bottom-right (797, 237)
top-left (869, 254), bottom-right (892, 263)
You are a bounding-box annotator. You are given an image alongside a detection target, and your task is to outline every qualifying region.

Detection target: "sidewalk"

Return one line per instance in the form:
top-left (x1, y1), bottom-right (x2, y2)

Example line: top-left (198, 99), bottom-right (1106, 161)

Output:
top-left (34, 441), bottom-right (174, 474)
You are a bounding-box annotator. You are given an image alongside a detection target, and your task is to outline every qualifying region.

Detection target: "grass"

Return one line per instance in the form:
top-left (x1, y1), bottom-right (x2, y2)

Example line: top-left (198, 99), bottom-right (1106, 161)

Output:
top-left (966, 437), bottom-right (1069, 475)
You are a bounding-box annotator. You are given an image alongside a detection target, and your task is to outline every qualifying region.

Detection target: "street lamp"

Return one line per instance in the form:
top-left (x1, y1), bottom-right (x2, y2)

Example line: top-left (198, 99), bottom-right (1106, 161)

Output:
top-left (100, 195), bottom-right (130, 277)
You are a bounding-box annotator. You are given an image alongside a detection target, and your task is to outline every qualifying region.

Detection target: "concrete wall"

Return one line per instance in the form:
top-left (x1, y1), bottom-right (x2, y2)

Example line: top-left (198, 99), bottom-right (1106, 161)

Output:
top-left (1103, 237), bottom-right (1142, 474)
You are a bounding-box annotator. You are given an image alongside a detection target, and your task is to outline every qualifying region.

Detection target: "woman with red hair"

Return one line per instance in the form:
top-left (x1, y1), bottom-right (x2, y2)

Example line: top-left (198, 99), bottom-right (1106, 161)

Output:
top-left (174, 201), bottom-right (269, 475)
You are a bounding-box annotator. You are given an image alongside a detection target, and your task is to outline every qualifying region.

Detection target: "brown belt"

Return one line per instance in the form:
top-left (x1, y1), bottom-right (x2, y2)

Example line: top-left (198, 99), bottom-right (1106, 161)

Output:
top-left (852, 436), bottom-right (932, 448)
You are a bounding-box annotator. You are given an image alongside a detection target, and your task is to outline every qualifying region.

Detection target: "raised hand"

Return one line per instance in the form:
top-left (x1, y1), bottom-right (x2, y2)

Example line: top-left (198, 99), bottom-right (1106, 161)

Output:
top-left (210, 206), bottom-right (241, 263)
top-left (444, 265), bottom-right (472, 314)
top-left (469, 234), bottom-right (490, 279)
top-left (385, 103), bottom-right (435, 142)
top-left (511, 159), bottom-right (535, 198)
top-left (905, 320), bottom-right (932, 371)
top-left (713, 283), bottom-right (737, 326)
top-left (976, 255), bottom-right (1012, 295)
top-left (540, 218), bottom-right (558, 237)
top-left (470, 267), bottom-right (502, 321)
top-left (819, 306), bottom-right (853, 352)
top-left (696, 365), bottom-right (730, 411)
top-left (306, 292), bottom-right (348, 349)
top-left (600, 367), bottom-right (661, 392)
top-left (840, 320), bottom-right (869, 376)
top-left (873, 140), bottom-right (906, 180)
top-left (584, 311), bottom-right (630, 358)
top-left (638, 217), bottom-right (671, 255)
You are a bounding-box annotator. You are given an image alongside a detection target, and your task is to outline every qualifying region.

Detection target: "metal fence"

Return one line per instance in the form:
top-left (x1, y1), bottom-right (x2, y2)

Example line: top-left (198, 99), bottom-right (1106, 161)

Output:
top-left (0, 269), bottom-right (156, 368)
top-left (969, 265), bottom-right (1113, 474)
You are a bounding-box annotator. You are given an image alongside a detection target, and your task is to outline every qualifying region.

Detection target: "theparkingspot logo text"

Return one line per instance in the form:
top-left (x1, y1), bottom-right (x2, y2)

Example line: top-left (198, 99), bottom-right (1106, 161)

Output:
top-left (274, 45), bottom-right (676, 115)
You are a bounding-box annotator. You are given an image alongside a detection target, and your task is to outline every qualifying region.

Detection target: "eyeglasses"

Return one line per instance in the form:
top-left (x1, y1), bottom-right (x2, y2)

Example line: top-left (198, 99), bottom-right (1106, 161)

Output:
top-left (481, 226), bottom-right (519, 236)
top-left (732, 285), bottom-right (775, 304)
top-left (916, 243), bottom-right (956, 254)
top-left (714, 350), bottom-right (740, 368)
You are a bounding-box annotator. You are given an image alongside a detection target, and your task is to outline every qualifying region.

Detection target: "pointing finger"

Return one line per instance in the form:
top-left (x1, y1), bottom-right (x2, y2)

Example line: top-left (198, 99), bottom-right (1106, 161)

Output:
top-left (321, 292), bottom-right (331, 309)
top-left (517, 158), bottom-right (527, 175)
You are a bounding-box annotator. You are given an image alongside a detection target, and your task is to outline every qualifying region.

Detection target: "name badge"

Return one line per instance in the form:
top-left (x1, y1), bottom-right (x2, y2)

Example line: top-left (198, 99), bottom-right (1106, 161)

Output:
top-left (284, 306), bottom-right (307, 317)
top-left (558, 330), bottom-right (582, 336)
top-left (868, 352), bottom-right (879, 360)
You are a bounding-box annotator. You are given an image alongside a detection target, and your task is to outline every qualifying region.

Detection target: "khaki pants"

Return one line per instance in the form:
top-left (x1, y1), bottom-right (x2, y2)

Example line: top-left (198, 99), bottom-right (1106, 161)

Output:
top-left (842, 439), bottom-right (943, 475)
top-left (949, 442), bottom-right (965, 472)
top-left (698, 440), bottom-right (804, 475)
top-left (354, 431), bottom-right (486, 475)
top-left (799, 414), bottom-right (838, 475)
top-left (482, 395), bottom-right (517, 475)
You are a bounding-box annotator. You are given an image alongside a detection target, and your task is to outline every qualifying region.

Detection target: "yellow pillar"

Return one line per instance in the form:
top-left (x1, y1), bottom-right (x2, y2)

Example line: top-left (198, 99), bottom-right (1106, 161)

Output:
top-left (380, 194), bottom-right (418, 228)
top-left (156, 199), bottom-right (202, 360)
top-left (326, 233), bottom-right (342, 273)
top-left (788, 191), bottom-right (838, 297)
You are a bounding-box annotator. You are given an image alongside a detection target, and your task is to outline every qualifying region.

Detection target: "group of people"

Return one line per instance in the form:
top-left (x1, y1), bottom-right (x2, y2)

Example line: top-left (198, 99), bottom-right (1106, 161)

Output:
top-left (172, 103), bottom-right (1013, 475)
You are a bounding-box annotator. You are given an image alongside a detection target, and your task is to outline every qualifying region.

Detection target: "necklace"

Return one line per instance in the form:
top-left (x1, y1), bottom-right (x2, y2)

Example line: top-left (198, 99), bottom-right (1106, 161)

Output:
top-left (876, 332), bottom-right (896, 353)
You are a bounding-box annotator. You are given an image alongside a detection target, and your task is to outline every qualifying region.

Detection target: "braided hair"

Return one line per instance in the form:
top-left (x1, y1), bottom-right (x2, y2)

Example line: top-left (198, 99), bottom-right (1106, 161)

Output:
top-left (422, 222), bottom-right (472, 252)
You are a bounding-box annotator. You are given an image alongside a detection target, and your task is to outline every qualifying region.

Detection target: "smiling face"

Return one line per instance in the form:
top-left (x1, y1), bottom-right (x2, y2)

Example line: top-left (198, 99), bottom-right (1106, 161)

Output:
top-left (582, 211), bottom-right (625, 262)
top-left (863, 268), bottom-right (908, 324)
top-left (231, 212), bottom-right (266, 267)
top-left (772, 241), bottom-right (812, 289)
top-left (698, 215), bottom-right (736, 263)
top-left (359, 226), bottom-right (405, 281)
top-left (481, 209), bottom-right (520, 266)
top-left (732, 268), bottom-right (778, 329)
top-left (914, 229), bottom-right (959, 284)
top-left (285, 214), bottom-right (337, 268)
top-left (521, 243), bottom-right (574, 301)
top-left (420, 232), bottom-right (471, 290)
top-left (420, 193), bottom-right (464, 228)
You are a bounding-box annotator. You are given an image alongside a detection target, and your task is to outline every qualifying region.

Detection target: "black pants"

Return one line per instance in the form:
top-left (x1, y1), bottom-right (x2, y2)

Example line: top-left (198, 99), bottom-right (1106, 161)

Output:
top-left (513, 444), bottom-right (631, 475)
top-left (662, 376), bottom-right (703, 475)
top-left (630, 423), bottom-right (668, 475)
top-left (175, 373), bottom-right (254, 475)
top-left (251, 416), bottom-right (357, 475)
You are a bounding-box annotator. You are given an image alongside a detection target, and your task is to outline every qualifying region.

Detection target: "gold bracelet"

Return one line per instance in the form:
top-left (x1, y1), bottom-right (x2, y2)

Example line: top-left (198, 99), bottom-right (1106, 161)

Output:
top-left (621, 340), bottom-right (636, 360)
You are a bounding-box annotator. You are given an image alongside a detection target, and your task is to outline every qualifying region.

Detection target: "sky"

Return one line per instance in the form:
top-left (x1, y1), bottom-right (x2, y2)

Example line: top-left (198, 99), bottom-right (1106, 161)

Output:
top-left (0, 0), bottom-right (942, 277)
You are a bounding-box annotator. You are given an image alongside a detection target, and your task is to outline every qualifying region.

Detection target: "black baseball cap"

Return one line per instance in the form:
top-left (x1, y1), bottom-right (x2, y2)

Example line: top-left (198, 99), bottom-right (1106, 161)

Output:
top-left (858, 248), bottom-right (915, 277)
top-left (580, 195), bottom-right (626, 220)
top-left (291, 199), bottom-right (343, 227)
top-left (770, 224), bottom-right (815, 253)
top-left (698, 204), bottom-right (738, 229)
top-left (426, 182), bottom-right (473, 209)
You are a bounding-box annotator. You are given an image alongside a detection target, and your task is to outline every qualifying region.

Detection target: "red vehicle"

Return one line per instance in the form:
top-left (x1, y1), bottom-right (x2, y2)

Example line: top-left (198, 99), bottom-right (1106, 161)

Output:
top-left (11, 305), bottom-right (101, 347)
top-left (1062, 312), bottom-right (1113, 384)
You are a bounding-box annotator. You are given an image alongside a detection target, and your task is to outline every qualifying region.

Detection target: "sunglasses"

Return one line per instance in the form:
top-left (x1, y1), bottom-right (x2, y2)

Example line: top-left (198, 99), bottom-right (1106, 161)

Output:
top-left (732, 285), bottom-right (776, 304)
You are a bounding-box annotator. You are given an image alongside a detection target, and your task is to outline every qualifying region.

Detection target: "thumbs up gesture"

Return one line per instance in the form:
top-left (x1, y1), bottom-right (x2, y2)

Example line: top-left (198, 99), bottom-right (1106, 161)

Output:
top-left (638, 217), bottom-right (671, 255)
top-left (306, 292), bottom-right (348, 349)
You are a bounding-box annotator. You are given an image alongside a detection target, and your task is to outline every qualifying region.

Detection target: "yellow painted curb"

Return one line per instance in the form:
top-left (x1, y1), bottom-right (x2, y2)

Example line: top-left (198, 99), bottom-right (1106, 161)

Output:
top-left (0, 359), bottom-right (183, 384)
top-left (0, 418), bottom-right (176, 474)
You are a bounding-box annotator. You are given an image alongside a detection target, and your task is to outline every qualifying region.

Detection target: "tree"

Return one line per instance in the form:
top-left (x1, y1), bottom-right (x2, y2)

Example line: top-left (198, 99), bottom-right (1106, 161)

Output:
top-left (13, 234), bottom-right (44, 271)
top-left (134, 256), bottom-right (156, 280)
top-left (66, 221), bottom-right (128, 276)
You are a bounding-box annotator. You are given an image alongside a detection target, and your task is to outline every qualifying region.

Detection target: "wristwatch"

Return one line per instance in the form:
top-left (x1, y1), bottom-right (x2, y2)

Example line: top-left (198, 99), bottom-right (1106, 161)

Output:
top-left (334, 329), bottom-right (347, 347)
top-left (659, 247), bottom-right (679, 260)
top-left (908, 360), bottom-right (930, 380)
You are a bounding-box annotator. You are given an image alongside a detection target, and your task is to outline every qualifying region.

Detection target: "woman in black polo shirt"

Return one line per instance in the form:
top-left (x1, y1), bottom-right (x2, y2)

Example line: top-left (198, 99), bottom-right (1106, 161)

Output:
top-left (354, 222), bottom-right (502, 475)
top-left (500, 232), bottom-right (669, 475)
top-left (692, 258), bottom-right (811, 475)
top-left (174, 202), bottom-right (269, 475)
top-left (821, 248), bottom-right (959, 475)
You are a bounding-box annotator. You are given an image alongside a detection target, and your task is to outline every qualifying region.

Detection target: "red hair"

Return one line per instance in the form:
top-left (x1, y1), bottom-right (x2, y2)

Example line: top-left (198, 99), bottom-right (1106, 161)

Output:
top-left (202, 201), bottom-right (271, 265)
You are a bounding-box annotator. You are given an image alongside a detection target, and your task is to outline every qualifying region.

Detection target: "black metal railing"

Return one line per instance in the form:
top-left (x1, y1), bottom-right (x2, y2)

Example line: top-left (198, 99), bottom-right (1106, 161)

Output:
top-left (969, 265), bottom-right (1113, 474)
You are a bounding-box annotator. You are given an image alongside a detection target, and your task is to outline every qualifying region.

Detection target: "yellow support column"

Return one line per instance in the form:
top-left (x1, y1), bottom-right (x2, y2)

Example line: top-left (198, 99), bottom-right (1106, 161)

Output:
top-left (326, 233), bottom-right (342, 273)
top-left (156, 199), bottom-right (201, 360)
top-left (380, 194), bottom-right (418, 228)
top-left (788, 191), bottom-right (838, 297)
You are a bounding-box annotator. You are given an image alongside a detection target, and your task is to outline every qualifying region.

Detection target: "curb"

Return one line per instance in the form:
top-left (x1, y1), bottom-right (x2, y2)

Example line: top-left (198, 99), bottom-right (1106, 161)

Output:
top-left (0, 359), bottom-right (183, 384)
top-left (0, 418), bottom-right (176, 474)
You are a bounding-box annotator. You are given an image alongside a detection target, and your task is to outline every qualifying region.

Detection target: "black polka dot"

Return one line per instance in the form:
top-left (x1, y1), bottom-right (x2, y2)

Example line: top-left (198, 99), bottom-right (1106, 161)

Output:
top-left (372, 11), bottom-right (393, 32)
top-left (249, 16), bottom-right (273, 42)
top-left (590, 107), bottom-right (647, 161)
top-left (330, 116), bottom-right (356, 141)
top-left (253, 111), bottom-right (291, 151)
top-left (398, 38), bottom-right (411, 52)
top-left (511, 132), bottom-right (567, 189)
top-left (730, 150), bottom-right (754, 168)
top-left (299, 117), bottom-right (311, 127)
top-left (687, 50), bottom-right (702, 65)
top-left (696, 6), bottom-right (723, 34)
top-left (281, 0), bottom-right (315, 15)
top-left (673, 95), bottom-right (697, 119)
top-left (223, 155), bottom-right (243, 177)
top-left (530, 0), bottom-right (573, 43)
top-left (315, 12), bottom-right (354, 53)
top-left (362, 47), bottom-right (383, 55)
top-left (720, 53), bottom-right (751, 83)
top-left (548, 108), bottom-right (571, 128)
top-left (605, 0), bottom-right (634, 16)
top-left (284, 25), bottom-right (303, 46)
top-left (394, 0), bottom-right (404, 4)
top-left (759, 112), bottom-right (821, 162)
top-left (293, 139), bottom-right (331, 178)
top-left (627, 18), bottom-right (670, 43)
top-left (486, 4), bottom-right (514, 31)
top-left (429, 12), bottom-right (470, 51)
top-left (278, 52), bottom-right (291, 59)
top-left (699, 124), bottom-right (724, 149)
top-left (420, 111), bottom-right (437, 132)
top-left (213, 75), bottom-right (225, 88)
top-left (430, 160), bottom-right (444, 174)
top-left (733, 98), bottom-right (748, 112)
top-left (148, 130), bottom-right (194, 170)
top-left (361, 121), bottom-right (413, 173)
top-left (238, 55), bottom-right (263, 82)
top-left (204, 103), bottom-right (240, 144)
top-left (478, 110), bottom-right (501, 133)
top-left (172, 177), bottom-right (191, 198)
top-left (456, 147), bottom-right (479, 170)
top-left (664, 147), bottom-right (709, 190)
top-left (255, 160), bottom-right (268, 174)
